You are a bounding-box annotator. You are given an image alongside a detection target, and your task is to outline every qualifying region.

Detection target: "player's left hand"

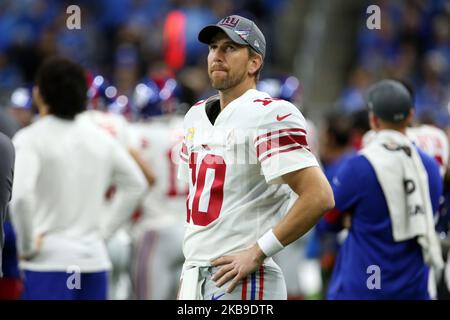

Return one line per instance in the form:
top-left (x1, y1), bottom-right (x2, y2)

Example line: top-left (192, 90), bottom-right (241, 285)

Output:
top-left (211, 244), bottom-right (266, 294)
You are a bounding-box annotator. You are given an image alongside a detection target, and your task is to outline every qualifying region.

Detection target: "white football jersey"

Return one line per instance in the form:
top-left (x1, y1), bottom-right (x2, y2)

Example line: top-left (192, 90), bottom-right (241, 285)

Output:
top-left (10, 115), bottom-right (146, 272)
top-left (406, 125), bottom-right (449, 178)
top-left (128, 116), bottom-right (188, 226)
top-left (178, 89), bottom-right (319, 266)
top-left (78, 110), bottom-right (131, 147)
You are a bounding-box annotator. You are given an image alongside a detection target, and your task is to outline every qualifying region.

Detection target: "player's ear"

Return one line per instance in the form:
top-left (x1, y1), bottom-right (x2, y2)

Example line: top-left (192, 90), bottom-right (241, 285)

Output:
top-left (248, 53), bottom-right (262, 76)
top-left (369, 111), bottom-right (379, 131)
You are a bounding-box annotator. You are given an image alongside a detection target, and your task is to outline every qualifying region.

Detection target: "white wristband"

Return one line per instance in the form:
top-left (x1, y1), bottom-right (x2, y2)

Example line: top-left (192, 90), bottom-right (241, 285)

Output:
top-left (257, 229), bottom-right (284, 257)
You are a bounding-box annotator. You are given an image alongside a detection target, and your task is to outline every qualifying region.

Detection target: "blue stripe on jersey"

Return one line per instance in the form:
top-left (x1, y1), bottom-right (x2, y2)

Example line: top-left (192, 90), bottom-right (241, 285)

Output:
top-left (250, 272), bottom-right (256, 300)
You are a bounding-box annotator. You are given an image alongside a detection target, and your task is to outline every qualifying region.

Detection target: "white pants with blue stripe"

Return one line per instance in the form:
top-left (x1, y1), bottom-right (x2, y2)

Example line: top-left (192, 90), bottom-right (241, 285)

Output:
top-left (182, 259), bottom-right (287, 300)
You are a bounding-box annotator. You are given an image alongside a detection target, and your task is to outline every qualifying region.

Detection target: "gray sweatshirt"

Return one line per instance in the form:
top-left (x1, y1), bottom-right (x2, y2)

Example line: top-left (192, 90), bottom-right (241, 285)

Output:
top-left (0, 132), bottom-right (15, 277)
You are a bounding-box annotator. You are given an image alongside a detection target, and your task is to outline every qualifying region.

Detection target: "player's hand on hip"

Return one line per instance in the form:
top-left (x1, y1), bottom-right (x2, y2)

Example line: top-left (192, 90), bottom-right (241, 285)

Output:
top-left (211, 244), bottom-right (266, 294)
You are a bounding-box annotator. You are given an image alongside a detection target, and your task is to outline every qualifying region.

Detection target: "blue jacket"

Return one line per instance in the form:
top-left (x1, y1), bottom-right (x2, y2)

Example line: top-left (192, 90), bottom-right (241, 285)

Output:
top-left (323, 147), bottom-right (442, 299)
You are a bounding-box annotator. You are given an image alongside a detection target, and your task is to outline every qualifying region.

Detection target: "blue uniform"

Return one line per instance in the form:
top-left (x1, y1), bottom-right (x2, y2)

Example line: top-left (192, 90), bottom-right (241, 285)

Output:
top-left (324, 148), bottom-right (442, 299)
top-left (22, 271), bottom-right (108, 300)
top-left (2, 220), bottom-right (20, 278)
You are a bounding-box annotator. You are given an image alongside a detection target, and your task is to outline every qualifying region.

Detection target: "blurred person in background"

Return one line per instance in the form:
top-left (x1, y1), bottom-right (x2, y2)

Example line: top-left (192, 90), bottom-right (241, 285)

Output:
top-left (407, 122), bottom-right (449, 179)
top-left (319, 112), bottom-right (356, 184)
top-left (406, 82), bottom-right (450, 300)
top-left (306, 109), bottom-right (369, 298)
top-left (362, 81), bottom-right (449, 179)
top-left (407, 121), bottom-right (450, 299)
top-left (10, 57), bottom-right (146, 300)
top-left (0, 132), bottom-right (15, 299)
top-left (0, 87), bottom-right (33, 139)
top-left (8, 87), bottom-right (36, 129)
top-left (349, 109), bottom-right (371, 151)
top-left (361, 81), bottom-right (450, 299)
top-left (77, 71), bottom-right (156, 300)
top-left (0, 87), bottom-right (34, 300)
top-left (0, 107), bottom-right (20, 140)
top-left (128, 76), bottom-right (187, 300)
top-left (324, 80), bottom-right (443, 299)
top-left (312, 111), bottom-right (356, 297)
top-left (403, 81), bottom-right (450, 300)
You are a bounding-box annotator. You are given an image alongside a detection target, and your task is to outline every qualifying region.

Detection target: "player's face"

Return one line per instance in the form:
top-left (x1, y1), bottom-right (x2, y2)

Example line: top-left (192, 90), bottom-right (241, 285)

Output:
top-left (207, 32), bottom-right (250, 91)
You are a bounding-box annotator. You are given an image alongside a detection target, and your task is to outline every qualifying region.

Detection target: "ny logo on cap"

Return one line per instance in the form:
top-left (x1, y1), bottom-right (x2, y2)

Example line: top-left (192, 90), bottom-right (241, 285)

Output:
top-left (220, 16), bottom-right (240, 28)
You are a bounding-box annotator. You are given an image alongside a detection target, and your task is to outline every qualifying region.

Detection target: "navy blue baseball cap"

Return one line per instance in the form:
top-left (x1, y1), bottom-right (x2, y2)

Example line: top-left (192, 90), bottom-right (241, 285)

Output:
top-left (198, 15), bottom-right (266, 58)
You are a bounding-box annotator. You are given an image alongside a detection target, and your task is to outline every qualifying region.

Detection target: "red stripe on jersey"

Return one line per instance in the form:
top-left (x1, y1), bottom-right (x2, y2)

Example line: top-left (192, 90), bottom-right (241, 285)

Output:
top-left (180, 143), bottom-right (188, 162)
top-left (193, 99), bottom-right (206, 106)
top-left (254, 128), bottom-right (307, 144)
top-left (259, 145), bottom-right (303, 163)
top-left (242, 277), bottom-right (248, 300)
top-left (179, 152), bottom-right (188, 163)
top-left (435, 155), bottom-right (443, 166)
top-left (259, 266), bottom-right (264, 300)
top-left (256, 134), bottom-right (308, 158)
top-left (324, 208), bottom-right (342, 224)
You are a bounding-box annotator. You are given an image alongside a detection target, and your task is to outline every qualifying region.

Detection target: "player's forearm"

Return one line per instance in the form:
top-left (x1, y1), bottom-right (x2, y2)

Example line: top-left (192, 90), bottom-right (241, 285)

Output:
top-left (9, 149), bottom-right (39, 257)
top-left (101, 183), bottom-right (146, 240)
top-left (102, 146), bottom-right (148, 239)
top-left (128, 148), bottom-right (156, 187)
top-left (102, 170), bottom-right (147, 239)
top-left (273, 167), bottom-right (335, 247)
top-left (273, 189), bottom-right (334, 246)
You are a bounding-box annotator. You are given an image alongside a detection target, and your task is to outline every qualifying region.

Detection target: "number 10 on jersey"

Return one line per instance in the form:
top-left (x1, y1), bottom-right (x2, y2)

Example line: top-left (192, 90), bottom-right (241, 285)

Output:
top-left (187, 152), bottom-right (226, 226)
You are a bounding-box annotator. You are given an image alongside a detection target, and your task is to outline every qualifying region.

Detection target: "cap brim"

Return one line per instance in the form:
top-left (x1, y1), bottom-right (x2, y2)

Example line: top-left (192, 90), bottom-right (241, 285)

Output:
top-left (198, 25), bottom-right (247, 46)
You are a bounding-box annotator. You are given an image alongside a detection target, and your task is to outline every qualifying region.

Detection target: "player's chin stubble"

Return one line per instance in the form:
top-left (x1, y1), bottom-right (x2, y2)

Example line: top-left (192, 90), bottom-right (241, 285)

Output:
top-left (209, 69), bottom-right (246, 91)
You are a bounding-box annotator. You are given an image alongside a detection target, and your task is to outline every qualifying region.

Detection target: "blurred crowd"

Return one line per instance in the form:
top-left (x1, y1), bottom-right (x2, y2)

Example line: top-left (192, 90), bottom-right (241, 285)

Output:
top-left (2, 0), bottom-right (449, 125)
top-left (0, 0), bottom-right (289, 108)
top-left (339, 0), bottom-right (450, 126)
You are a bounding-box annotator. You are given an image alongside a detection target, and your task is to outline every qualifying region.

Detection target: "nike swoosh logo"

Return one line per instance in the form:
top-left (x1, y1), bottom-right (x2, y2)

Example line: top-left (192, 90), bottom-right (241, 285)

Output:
top-left (276, 113), bottom-right (292, 121)
top-left (211, 292), bottom-right (225, 300)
